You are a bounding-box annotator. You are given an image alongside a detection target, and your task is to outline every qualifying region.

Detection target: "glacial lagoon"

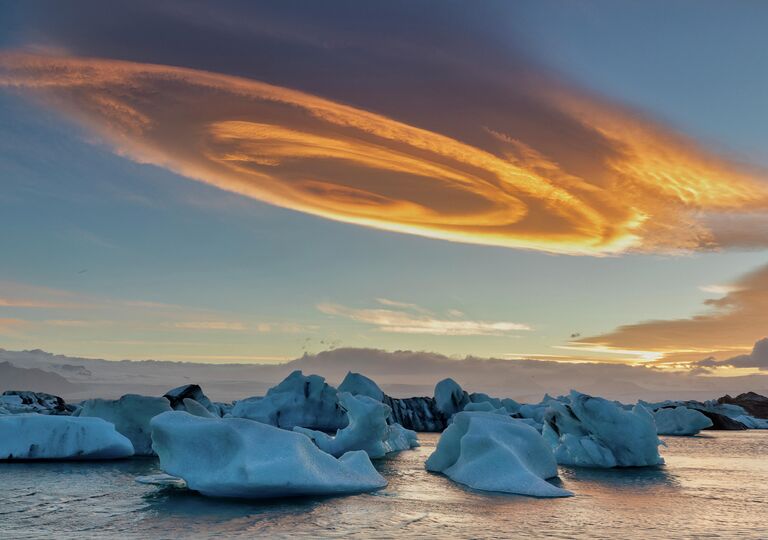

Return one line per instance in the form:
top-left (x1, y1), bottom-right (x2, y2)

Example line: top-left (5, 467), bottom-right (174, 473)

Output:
top-left (2, 431), bottom-right (767, 539)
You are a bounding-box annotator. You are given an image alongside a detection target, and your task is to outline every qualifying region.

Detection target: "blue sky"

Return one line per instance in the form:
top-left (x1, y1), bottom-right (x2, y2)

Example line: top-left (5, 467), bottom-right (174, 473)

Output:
top-left (1, 1), bottom-right (767, 365)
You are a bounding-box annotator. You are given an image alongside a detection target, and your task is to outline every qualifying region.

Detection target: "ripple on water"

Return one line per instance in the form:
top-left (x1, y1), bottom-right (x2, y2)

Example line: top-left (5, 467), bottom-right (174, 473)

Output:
top-left (1, 432), bottom-right (768, 538)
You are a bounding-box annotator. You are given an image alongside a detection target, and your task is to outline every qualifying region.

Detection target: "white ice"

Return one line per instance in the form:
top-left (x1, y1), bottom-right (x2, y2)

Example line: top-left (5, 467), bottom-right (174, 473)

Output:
top-left (425, 411), bottom-right (571, 497)
top-left (150, 411), bottom-right (387, 498)
top-left (0, 414), bottom-right (134, 460)
top-left (295, 392), bottom-right (418, 458)
top-left (653, 406), bottom-right (713, 435)
top-left (77, 394), bottom-right (172, 456)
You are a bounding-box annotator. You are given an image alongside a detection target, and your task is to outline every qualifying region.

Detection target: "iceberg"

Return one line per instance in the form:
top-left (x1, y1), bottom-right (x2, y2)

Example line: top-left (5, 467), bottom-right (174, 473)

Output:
top-left (78, 394), bottom-right (172, 456)
top-left (733, 415), bottom-right (768, 429)
top-left (230, 370), bottom-right (346, 431)
top-left (653, 406), bottom-right (712, 435)
top-left (295, 392), bottom-right (418, 458)
top-left (0, 414), bottom-right (134, 460)
top-left (0, 390), bottom-right (74, 415)
top-left (425, 411), bottom-right (571, 498)
top-left (543, 391), bottom-right (663, 468)
top-left (434, 378), bottom-right (470, 418)
top-left (150, 411), bottom-right (387, 498)
top-left (338, 371), bottom-right (384, 401)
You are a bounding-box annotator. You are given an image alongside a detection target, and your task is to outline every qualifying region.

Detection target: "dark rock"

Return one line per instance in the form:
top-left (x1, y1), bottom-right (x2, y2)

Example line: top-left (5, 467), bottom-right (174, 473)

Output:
top-left (717, 392), bottom-right (768, 419)
top-left (694, 409), bottom-right (748, 430)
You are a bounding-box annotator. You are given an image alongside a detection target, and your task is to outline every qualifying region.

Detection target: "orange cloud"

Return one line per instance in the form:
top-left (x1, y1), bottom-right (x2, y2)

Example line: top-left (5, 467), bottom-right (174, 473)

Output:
top-left (575, 262), bottom-right (768, 364)
top-left (2, 52), bottom-right (767, 254)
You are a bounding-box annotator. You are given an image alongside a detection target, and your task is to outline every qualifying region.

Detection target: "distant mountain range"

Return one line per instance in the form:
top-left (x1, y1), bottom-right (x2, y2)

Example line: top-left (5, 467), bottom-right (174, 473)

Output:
top-left (2, 347), bottom-right (767, 403)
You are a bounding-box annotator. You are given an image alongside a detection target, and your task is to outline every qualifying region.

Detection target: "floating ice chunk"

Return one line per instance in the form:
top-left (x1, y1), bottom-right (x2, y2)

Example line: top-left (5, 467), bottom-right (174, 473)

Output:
top-left (78, 394), bottom-right (172, 456)
top-left (0, 391), bottom-right (73, 415)
top-left (181, 398), bottom-right (216, 418)
top-left (653, 406), bottom-right (712, 435)
top-left (295, 392), bottom-right (418, 458)
top-left (0, 414), bottom-right (134, 460)
top-left (338, 372), bottom-right (384, 401)
top-left (544, 391), bottom-right (663, 468)
top-left (150, 411), bottom-right (387, 498)
top-left (733, 415), bottom-right (768, 429)
top-left (230, 370), bottom-right (346, 430)
top-left (425, 411), bottom-right (571, 498)
top-left (135, 473), bottom-right (187, 488)
top-left (434, 378), bottom-right (469, 417)
top-left (385, 421), bottom-right (420, 451)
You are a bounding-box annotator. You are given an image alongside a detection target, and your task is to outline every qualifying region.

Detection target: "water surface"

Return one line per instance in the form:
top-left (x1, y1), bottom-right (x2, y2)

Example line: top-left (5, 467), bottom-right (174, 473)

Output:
top-left (2, 432), bottom-right (767, 539)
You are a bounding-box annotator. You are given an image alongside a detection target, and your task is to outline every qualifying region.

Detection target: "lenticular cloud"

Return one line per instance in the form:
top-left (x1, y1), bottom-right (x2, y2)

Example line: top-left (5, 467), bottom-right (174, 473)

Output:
top-left (2, 52), bottom-right (767, 255)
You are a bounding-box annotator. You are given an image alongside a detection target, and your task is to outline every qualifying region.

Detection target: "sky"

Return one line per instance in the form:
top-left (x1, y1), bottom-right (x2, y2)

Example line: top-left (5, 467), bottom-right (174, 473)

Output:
top-left (1, 1), bottom-right (768, 373)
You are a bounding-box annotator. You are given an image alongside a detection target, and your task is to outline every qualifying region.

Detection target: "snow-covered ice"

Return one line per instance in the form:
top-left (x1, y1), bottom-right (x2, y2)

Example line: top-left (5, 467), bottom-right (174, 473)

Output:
top-left (0, 414), bottom-right (134, 460)
top-left (78, 394), bottom-right (172, 455)
top-left (230, 370), bottom-right (346, 431)
top-left (653, 406), bottom-right (713, 435)
top-left (295, 392), bottom-right (418, 458)
top-left (150, 411), bottom-right (387, 498)
top-left (543, 391), bottom-right (663, 468)
top-left (425, 411), bottom-right (571, 497)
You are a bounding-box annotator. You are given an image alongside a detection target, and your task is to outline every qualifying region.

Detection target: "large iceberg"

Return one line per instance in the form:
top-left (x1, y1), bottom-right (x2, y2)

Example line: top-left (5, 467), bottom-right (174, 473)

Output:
top-left (150, 411), bottom-right (387, 498)
top-left (78, 394), bottom-right (172, 455)
top-left (230, 371), bottom-right (346, 431)
top-left (543, 391), bottom-right (663, 468)
top-left (295, 392), bottom-right (418, 458)
top-left (653, 406), bottom-right (713, 435)
top-left (0, 414), bottom-right (134, 460)
top-left (425, 411), bottom-right (571, 498)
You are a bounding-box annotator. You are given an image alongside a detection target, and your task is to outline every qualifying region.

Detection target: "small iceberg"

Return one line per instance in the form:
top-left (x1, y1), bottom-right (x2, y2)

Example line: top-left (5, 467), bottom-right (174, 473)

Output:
top-left (425, 411), bottom-right (572, 498)
top-left (0, 414), bottom-right (134, 460)
top-left (150, 411), bottom-right (387, 499)
top-left (78, 394), bottom-right (173, 456)
top-left (653, 406), bottom-right (713, 435)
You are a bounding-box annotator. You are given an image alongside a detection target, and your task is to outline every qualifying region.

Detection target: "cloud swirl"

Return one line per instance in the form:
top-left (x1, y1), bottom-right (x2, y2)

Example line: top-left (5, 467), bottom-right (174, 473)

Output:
top-left (2, 52), bottom-right (767, 254)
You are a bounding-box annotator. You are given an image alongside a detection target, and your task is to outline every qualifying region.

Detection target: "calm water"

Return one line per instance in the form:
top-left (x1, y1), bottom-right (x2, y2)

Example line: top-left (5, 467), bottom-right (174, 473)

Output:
top-left (1, 431), bottom-right (767, 539)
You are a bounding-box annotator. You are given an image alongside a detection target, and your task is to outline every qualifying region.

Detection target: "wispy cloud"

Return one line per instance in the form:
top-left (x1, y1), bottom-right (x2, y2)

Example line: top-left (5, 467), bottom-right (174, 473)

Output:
top-left (172, 321), bottom-right (247, 331)
top-left (2, 53), bottom-right (768, 255)
top-left (318, 301), bottom-right (530, 336)
top-left (0, 317), bottom-right (28, 336)
top-left (699, 284), bottom-right (742, 295)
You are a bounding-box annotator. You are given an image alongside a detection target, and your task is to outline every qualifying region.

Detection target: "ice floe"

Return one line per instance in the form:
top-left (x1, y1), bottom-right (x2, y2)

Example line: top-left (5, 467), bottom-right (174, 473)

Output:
top-left (150, 411), bottom-right (387, 498)
top-left (426, 411), bottom-right (571, 497)
top-left (0, 414), bottom-right (134, 460)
